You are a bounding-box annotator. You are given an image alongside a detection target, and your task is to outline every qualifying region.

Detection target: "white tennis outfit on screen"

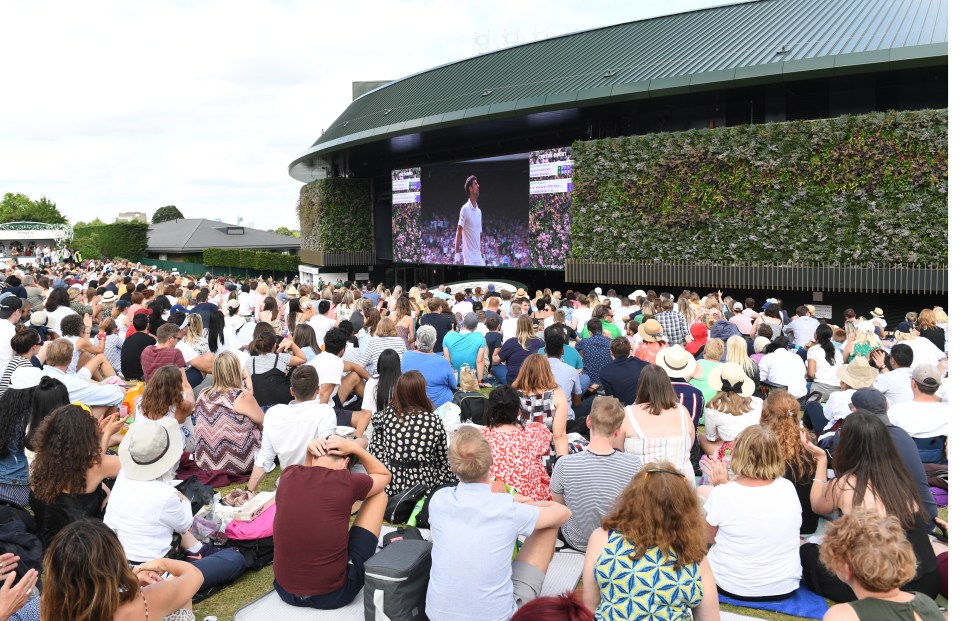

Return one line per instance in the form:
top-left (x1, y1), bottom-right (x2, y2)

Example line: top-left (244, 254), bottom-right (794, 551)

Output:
top-left (458, 199), bottom-right (483, 265)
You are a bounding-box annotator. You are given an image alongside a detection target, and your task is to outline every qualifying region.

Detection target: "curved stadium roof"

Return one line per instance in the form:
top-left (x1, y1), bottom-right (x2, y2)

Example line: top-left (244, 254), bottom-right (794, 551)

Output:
top-left (290, 0), bottom-right (946, 181)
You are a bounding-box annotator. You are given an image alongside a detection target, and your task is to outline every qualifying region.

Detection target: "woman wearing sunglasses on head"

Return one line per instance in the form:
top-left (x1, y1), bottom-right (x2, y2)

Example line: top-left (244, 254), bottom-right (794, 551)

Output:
top-left (582, 462), bottom-right (720, 621)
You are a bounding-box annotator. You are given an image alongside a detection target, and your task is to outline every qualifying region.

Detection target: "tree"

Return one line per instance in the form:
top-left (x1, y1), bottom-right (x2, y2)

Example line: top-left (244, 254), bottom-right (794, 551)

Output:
top-left (0, 193), bottom-right (67, 224)
top-left (152, 205), bottom-right (185, 223)
top-left (271, 226), bottom-right (300, 238)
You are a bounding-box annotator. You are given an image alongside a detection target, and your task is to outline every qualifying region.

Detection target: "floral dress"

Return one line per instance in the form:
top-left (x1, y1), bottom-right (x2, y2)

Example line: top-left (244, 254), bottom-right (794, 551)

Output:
top-left (481, 423), bottom-right (553, 501)
top-left (370, 407), bottom-right (455, 497)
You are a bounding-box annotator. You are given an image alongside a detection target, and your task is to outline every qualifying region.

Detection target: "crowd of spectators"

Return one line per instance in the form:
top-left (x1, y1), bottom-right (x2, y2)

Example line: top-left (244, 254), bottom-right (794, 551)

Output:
top-left (0, 259), bottom-right (946, 620)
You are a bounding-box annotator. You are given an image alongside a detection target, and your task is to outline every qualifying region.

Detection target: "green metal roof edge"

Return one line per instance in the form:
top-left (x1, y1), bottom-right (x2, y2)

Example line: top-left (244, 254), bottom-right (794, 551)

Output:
top-left (288, 43), bottom-right (945, 172)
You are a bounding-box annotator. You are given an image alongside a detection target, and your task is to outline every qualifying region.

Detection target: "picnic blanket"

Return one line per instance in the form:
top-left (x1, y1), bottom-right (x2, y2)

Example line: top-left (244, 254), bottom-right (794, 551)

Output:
top-left (718, 583), bottom-right (829, 619)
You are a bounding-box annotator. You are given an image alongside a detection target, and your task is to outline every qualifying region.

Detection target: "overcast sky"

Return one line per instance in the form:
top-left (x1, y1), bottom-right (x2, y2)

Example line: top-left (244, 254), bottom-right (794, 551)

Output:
top-left (0, 0), bottom-right (739, 230)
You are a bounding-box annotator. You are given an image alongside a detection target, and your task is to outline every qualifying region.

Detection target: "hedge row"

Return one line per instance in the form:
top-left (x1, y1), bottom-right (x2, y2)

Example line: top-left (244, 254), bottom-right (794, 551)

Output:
top-left (203, 248), bottom-right (299, 273)
top-left (571, 109), bottom-right (947, 265)
top-left (73, 222), bottom-right (149, 261)
top-left (298, 179), bottom-right (373, 254)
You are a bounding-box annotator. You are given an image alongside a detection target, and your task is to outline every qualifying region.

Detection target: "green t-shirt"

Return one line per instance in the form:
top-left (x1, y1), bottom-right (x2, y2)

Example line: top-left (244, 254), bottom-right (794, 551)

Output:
top-left (580, 320), bottom-right (622, 340)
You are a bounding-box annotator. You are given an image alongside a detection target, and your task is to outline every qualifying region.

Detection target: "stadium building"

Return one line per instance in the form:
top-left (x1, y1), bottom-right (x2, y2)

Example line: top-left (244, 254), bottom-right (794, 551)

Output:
top-left (289, 0), bottom-right (947, 314)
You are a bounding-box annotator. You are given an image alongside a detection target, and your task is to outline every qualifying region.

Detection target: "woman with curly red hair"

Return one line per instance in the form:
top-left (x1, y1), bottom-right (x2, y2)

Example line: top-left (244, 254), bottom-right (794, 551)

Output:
top-left (582, 461), bottom-right (720, 620)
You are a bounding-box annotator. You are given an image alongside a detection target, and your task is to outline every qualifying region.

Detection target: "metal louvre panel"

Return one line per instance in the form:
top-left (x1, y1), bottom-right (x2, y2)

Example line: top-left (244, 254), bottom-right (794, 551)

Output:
top-left (563, 260), bottom-right (947, 293)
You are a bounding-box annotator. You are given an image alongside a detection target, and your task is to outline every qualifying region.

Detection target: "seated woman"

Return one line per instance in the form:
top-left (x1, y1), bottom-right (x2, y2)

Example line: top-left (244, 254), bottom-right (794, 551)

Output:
top-left (58, 313), bottom-right (116, 380)
top-left (512, 354), bottom-right (569, 458)
top-left (136, 365), bottom-right (197, 453)
top-left (800, 412), bottom-right (940, 602)
top-left (496, 315), bottom-right (545, 384)
top-left (369, 371), bottom-right (455, 498)
top-left (30, 404), bottom-right (124, 549)
top-left (360, 317), bottom-right (408, 374)
top-left (806, 323), bottom-right (841, 402)
top-left (104, 418), bottom-right (250, 591)
top-left (759, 390), bottom-right (819, 535)
top-left (689, 338), bottom-right (724, 403)
top-left (0, 326), bottom-right (42, 397)
top-left (24, 376), bottom-right (70, 453)
top-left (698, 362), bottom-right (762, 457)
top-left (582, 462), bottom-right (720, 621)
top-left (41, 519), bottom-right (202, 621)
top-left (292, 323), bottom-right (321, 362)
top-left (360, 349), bottom-right (402, 417)
top-left (818, 509), bottom-right (943, 621)
top-left (193, 351), bottom-right (263, 475)
top-left (620, 365), bottom-right (695, 482)
top-left (700, 425), bottom-right (802, 600)
top-left (400, 325), bottom-right (457, 408)
top-left (480, 386), bottom-right (552, 501)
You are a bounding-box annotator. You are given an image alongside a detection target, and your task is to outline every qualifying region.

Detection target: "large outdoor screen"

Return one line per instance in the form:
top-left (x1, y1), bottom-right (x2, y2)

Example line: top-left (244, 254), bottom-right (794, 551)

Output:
top-left (391, 147), bottom-right (573, 270)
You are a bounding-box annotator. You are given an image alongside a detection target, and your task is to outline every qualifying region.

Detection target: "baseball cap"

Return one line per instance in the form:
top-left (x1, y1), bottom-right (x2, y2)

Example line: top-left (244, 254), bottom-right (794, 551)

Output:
top-left (911, 365), bottom-right (942, 388)
top-left (733, 302), bottom-right (743, 311)
top-left (0, 296), bottom-right (22, 319)
top-left (462, 312), bottom-right (479, 330)
top-left (850, 388), bottom-right (890, 424)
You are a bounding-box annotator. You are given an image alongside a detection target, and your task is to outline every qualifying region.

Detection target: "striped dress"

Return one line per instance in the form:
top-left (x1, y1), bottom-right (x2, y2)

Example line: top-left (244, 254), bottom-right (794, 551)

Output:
top-left (193, 388), bottom-right (261, 474)
top-left (622, 405), bottom-right (695, 483)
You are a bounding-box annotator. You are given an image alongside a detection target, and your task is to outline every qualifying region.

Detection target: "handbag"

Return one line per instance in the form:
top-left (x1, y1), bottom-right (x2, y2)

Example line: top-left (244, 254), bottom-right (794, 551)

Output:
top-left (176, 475), bottom-right (214, 516)
top-left (384, 483), bottom-right (428, 524)
top-left (250, 353), bottom-right (292, 407)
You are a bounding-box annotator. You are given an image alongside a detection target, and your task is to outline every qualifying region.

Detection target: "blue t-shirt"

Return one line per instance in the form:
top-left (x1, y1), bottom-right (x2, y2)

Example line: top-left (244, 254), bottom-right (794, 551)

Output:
top-left (442, 330), bottom-right (486, 373)
top-left (401, 350), bottom-right (457, 408)
top-left (538, 344), bottom-right (582, 370)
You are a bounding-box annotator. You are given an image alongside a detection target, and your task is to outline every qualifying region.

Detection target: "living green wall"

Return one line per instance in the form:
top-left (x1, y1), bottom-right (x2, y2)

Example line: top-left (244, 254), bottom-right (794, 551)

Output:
top-left (73, 221), bottom-right (149, 261)
top-left (202, 248), bottom-right (299, 273)
top-left (571, 109), bottom-right (947, 265)
top-left (298, 178), bottom-right (373, 254)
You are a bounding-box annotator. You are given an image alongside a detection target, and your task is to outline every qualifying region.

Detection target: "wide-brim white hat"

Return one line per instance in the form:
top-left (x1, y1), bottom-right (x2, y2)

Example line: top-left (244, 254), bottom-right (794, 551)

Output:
top-left (707, 362), bottom-right (755, 398)
top-left (655, 345), bottom-right (697, 378)
top-left (119, 418), bottom-right (183, 482)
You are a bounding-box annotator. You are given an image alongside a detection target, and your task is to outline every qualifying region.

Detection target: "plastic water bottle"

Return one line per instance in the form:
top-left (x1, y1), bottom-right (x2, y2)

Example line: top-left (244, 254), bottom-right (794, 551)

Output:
top-left (699, 455), bottom-right (712, 486)
top-left (723, 449), bottom-right (734, 479)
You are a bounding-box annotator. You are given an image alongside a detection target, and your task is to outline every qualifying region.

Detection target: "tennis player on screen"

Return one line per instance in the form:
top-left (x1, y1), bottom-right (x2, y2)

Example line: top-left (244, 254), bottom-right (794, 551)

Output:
top-left (454, 175), bottom-right (484, 266)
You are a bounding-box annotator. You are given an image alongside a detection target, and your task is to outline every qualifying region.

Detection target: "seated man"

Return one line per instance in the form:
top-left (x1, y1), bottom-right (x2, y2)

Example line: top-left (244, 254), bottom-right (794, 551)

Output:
top-left (247, 365), bottom-right (347, 492)
top-left (550, 397), bottom-right (641, 552)
top-left (12, 338), bottom-right (124, 417)
top-left (426, 426), bottom-right (571, 621)
top-left (140, 323), bottom-right (186, 383)
top-left (871, 343), bottom-right (915, 405)
top-left (120, 312), bottom-right (156, 381)
top-left (597, 336), bottom-right (647, 406)
top-left (272, 434), bottom-right (390, 609)
top-left (307, 327), bottom-right (371, 437)
top-left (888, 365), bottom-right (948, 440)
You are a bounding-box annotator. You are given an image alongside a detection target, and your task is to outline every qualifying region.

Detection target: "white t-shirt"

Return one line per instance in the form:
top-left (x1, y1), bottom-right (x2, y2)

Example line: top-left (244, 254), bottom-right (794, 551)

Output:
top-left (571, 307), bottom-right (592, 333)
top-left (703, 397), bottom-right (763, 442)
top-left (104, 471), bottom-right (193, 563)
top-left (873, 367), bottom-right (914, 405)
top-left (758, 349), bottom-right (807, 398)
top-left (237, 291), bottom-right (253, 316)
top-left (888, 400), bottom-right (949, 438)
top-left (0, 320), bottom-right (15, 372)
top-left (307, 351), bottom-right (344, 406)
top-left (501, 317), bottom-right (519, 342)
top-left (45, 305), bottom-right (78, 336)
top-left (806, 345), bottom-right (841, 387)
top-left (308, 315), bottom-right (336, 345)
top-left (905, 337), bottom-right (946, 369)
top-left (254, 400), bottom-right (337, 473)
top-left (361, 376), bottom-right (381, 414)
top-left (457, 200), bottom-right (483, 266)
top-left (704, 478), bottom-right (801, 597)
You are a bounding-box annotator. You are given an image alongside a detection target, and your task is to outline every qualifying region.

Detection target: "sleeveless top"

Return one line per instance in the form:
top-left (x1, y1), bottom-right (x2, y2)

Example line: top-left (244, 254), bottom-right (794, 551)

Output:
top-left (846, 341), bottom-right (880, 363)
top-left (623, 405), bottom-right (695, 482)
top-left (194, 388), bottom-right (261, 475)
top-left (759, 315), bottom-right (784, 339)
top-left (397, 321), bottom-right (413, 350)
top-left (594, 530), bottom-right (703, 621)
top-left (848, 592), bottom-right (942, 620)
top-left (32, 486), bottom-right (107, 548)
top-left (64, 335), bottom-right (80, 374)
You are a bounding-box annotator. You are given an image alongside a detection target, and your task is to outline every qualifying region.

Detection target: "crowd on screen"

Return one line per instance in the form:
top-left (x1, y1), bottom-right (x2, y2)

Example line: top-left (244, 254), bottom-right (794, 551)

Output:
top-left (0, 259), bottom-right (947, 620)
top-left (420, 214), bottom-right (531, 268)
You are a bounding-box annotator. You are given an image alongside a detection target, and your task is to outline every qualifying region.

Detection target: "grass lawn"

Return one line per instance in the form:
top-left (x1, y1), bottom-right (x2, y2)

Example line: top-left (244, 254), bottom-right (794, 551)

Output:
top-left (194, 454), bottom-right (950, 620)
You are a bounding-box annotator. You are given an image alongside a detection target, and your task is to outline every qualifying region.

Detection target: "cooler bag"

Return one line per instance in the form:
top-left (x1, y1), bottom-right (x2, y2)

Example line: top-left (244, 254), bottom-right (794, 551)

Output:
top-left (363, 539), bottom-right (432, 621)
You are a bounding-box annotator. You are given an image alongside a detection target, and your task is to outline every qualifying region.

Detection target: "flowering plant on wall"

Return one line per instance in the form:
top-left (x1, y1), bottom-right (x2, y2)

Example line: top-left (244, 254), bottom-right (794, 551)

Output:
top-left (392, 200), bottom-right (423, 263)
top-left (298, 179), bottom-right (373, 254)
top-left (528, 194), bottom-right (571, 269)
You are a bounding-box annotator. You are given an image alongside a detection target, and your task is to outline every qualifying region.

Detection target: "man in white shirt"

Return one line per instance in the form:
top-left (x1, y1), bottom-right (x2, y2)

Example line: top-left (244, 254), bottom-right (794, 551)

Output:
top-left (887, 365), bottom-right (949, 439)
top-left (451, 291), bottom-right (474, 320)
top-left (247, 365), bottom-right (342, 492)
top-left (0, 296), bottom-right (23, 371)
top-left (501, 303), bottom-right (522, 342)
top-left (237, 283), bottom-right (254, 318)
top-left (871, 344), bottom-right (915, 405)
top-left (308, 300), bottom-right (336, 344)
top-left (784, 305), bottom-right (819, 348)
top-left (454, 175), bottom-right (483, 266)
top-left (728, 302), bottom-right (754, 336)
top-left (307, 327), bottom-right (372, 437)
top-left (758, 339), bottom-right (807, 398)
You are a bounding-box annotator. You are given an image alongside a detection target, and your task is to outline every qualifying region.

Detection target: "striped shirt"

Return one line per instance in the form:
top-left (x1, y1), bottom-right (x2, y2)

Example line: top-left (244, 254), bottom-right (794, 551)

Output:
top-left (672, 380), bottom-right (704, 423)
top-left (550, 449), bottom-right (642, 552)
top-left (0, 356), bottom-right (33, 396)
top-left (359, 336), bottom-right (407, 373)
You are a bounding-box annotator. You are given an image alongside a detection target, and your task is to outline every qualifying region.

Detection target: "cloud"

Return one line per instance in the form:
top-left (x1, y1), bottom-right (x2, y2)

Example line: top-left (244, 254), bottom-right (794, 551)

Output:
top-left (0, 0), bottom-right (735, 229)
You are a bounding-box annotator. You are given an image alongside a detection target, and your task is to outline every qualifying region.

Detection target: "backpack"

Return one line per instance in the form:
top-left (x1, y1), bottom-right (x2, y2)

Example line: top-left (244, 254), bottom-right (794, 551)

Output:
top-left (250, 353), bottom-right (291, 407)
top-left (452, 390), bottom-right (487, 424)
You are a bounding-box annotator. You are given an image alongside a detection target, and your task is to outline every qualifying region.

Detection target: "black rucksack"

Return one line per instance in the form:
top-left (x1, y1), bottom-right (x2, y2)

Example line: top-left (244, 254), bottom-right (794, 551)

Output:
top-left (251, 353), bottom-right (291, 407)
top-left (452, 390), bottom-right (487, 424)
